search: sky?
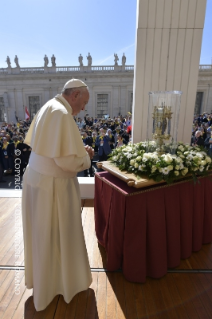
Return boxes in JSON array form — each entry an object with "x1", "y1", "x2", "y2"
[{"x1": 0, "y1": 0, "x2": 211, "y2": 68}]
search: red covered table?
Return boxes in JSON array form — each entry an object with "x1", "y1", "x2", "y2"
[{"x1": 94, "y1": 171, "x2": 212, "y2": 283}]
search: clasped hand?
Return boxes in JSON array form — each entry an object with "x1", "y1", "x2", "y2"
[{"x1": 85, "y1": 145, "x2": 94, "y2": 159}]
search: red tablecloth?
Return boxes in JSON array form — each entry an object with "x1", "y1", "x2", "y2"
[{"x1": 94, "y1": 171, "x2": 212, "y2": 283}]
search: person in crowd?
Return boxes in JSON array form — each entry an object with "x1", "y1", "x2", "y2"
[
  {"x1": 95, "y1": 128, "x2": 112, "y2": 162},
  {"x1": 209, "y1": 131, "x2": 212, "y2": 156},
  {"x1": 7, "y1": 137, "x2": 16, "y2": 174},
  {"x1": 91, "y1": 131, "x2": 98, "y2": 153},
  {"x1": 202, "y1": 113, "x2": 208, "y2": 123},
  {"x1": 197, "y1": 114, "x2": 203, "y2": 126},
  {"x1": 106, "y1": 129, "x2": 115, "y2": 150},
  {"x1": 115, "y1": 133, "x2": 127, "y2": 148},
  {"x1": 22, "y1": 79, "x2": 94, "y2": 311},
  {"x1": 76, "y1": 117, "x2": 85, "y2": 129},
  {"x1": 84, "y1": 115, "x2": 93, "y2": 127},
  {"x1": 0, "y1": 144, "x2": 6, "y2": 182},
  {"x1": 18, "y1": 136, "x2": 31, "y2": 170},
  {"x1": 15, "y1": 136, "x2": 31, "y2": 175},
  {"x1": 82, "y1": 130, "x2": 94, "y2": 177},
  {"x1": 1, "y1": 137, "x2": 10, "y2": 173},
  {"x1": 126, "y1": 115, "x2": 131, "y2": 127},
  {"x1": 193, "y1": 130, "x2": 205, "y2": 147}
]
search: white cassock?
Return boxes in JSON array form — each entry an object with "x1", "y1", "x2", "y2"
[{"x1": 22, "y1": 94, "x2": 92, "y2": 311}]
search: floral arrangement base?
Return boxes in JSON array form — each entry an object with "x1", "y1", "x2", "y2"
[{"x1": 97, "y1": 161, "x2": 164, "y2": 188}]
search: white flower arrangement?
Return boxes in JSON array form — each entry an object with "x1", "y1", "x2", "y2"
[{"x1": 108, "y1": 141, "x2": 212, "y2": 183}]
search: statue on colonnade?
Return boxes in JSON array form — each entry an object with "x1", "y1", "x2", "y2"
[
  {"x1": 122, "y1": 53, "x2": 126, "y2": 66},
  {"x1": 14, "y1": 55, "x2": 20, "y2": 68},
  {"x1": 114, "y1": 53, "x2": 119, "y2": 66},
  {"x1": 6, "y1": 56, "x2": 11, "y2": 68},
  {"x1": 44, "y1": 55, "x2": 49, "y2": 67},
  {"x1": 51, "y1": 54, "x2": 56, "y2": 67},
  {"x1": 87, "y1": 53, "x2": 92, "y2": 66},
  {"x1": 78, "y1": 54, "x2": 83, "y2": 66}
]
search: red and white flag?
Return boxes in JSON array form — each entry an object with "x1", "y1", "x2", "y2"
[{"x1": 25, "y1": 107, "x2": 30, "y2": 120}]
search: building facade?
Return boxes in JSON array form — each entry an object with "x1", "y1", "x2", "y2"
[{"x1": 0, "y1": 62, "x2": 211, "y2": 123}]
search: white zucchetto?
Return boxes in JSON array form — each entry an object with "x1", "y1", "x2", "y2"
[{"x1": 63, "y1": 79, "x2": 87, "y2": 90}]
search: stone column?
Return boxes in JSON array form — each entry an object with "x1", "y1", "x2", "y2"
[
  {"x1": 120, "y1": 86, "x2": 127, "y2": 115},
  {"x1": 132, "y1": 0, "x2": 207, "y2": 144},
  {"x1": 43, "y1": 88, "x2": 50, "y2": 103},
  {"x1": 16, "y1": 90, "x2": 24, "y2": 119},
  {"x1": 112, "y1": 86, "x2": 119, "y2": 117}
]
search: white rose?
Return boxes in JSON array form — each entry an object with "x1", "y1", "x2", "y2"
[
  {"x1": 161, "y1": 154, "x2": 173, "y2": 163},
  {"x1": 151, "y1": 166, "x2": 157, "y2": 173},
  {"x1": 134, "y1": 163, "x2": 139, "y2": 168},
  {"x1": 143, "y1": 153, "x2": 151, "y2": 159},
  {"x1": 179, "y1": 163, "x2": 184, "y2": 170},
  {"x1": 175, "y1": 165, "x2": 180, "y2": 170},
  {"x1": 175, "y1": 157, "x2": 182, "y2": 163},
  {"x1": 130, "y1": 159, "x2": 135, "y2": 165},
  {"x1": 181, "y1": 168, "x2": 188, "y2": 176},
  {"x1": 199, "y1": 166, "x2": 204, "y2": 172},
  {"x1": 167, "y1": 165, "x2": 173, "y2": 171},
  {"x1": 136, "y1": 156, "x2": 142, "y2": 161},
  {"x1": 112, "y1": 156, "x2": 117, "y2": 161},
  {"x1": 196, "y1": 153, "x2": 203, "y2": 159},
  {"x1": 200, "y1": 160, "x2": 206, "y2": 166},
  {"x1": 152, "y1": 152, "x2": 159, "y2": 159},
  {"x1": 206, "y1": 156, "x2": 212, "y2": 163},
  {"x1": 174, "y1": 171, "x2": 179, "y2": 176}
]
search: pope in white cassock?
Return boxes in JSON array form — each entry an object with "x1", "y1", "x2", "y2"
[{"x1": 22, "y1": 79, "x2": 93, "y2": 311}]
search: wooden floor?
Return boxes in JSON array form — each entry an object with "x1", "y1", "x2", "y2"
[{"x1": 0, "y1": 198, "x2": 212, "y2": 318}]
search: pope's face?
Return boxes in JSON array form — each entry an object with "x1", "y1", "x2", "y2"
[{"x1": 72, "y1": 89, "x2": 89, "y2": 116}]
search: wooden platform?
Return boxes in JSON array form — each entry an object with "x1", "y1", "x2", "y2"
[{"x1": 0, "y1": 198, "x2": 212, "y2": 318}]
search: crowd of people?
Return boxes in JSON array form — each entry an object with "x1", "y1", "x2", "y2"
[
  {"x1": 0, "y1": 114, "x2": 132, "y2": 180},
  {"x1": 1, "y1": 111, "x2": 212, "y2": 181},
  {"x1": 191, "y1": 112, "x2": 212, "y2": 155},
  {"x1": 0, "y1": 119, "x2": 32, "y2": 182},
  {"x1": 77, "y1": 114, "x2": 132, "y2": 176}
]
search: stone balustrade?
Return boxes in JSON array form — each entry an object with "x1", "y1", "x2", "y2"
[
  {"x1": 199, "y1": 65, "x2": 212, "y2": 71},
  {"x1": 0, "y1": 64, "x2": 210, "y2": 75},
  {"x1": 0, "y1": 65, "x2": 135, "y2": 75}
]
